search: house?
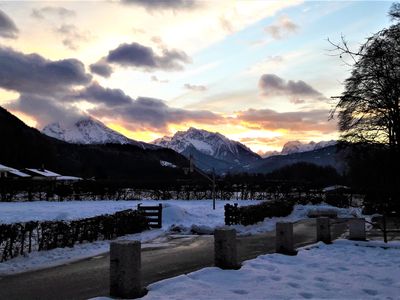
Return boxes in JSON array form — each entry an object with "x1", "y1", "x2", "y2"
[{"x1": 0, "y1": 163, "x2": 31, "y2": 179}]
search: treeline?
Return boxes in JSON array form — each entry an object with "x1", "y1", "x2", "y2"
[{"x1": 0, "y1": 162, "x2": 345, "y2": 202}]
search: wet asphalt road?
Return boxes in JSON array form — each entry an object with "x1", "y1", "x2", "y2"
[{"x1": 0, "y1": 219, "x2": 348, "y2": 300}]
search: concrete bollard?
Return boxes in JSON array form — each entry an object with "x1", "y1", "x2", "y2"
[
  {"x1": 214, "y1": 228, "x2": 239, "y2": 269},
  {"x1": 316, "y1": 217, "x2": 331, "y2": 244},
  {"x1": 110, "y1": 240, "x2": 146, "y2": 299},
  {"x1": 275, "y1": 222, "x2": 296, "y2": 255},
  {"x1": 349, "y1": 218, "x2": 366, "y2": 240}
]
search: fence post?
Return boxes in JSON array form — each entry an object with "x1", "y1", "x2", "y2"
[
  {"x1": 158, "y1": 203, "x2": 163, "y2": 228},
  {"x1": 110, "y1": 240, "x2": 146, "y2": 298},
  {"x1": 316, "y1": 217, "x2": 331, "y2": 244},
  {"x1": 275, "y1": 222, "x2": 296, "y2": 255},
  {"x1": 214, "y1": 228, "x2": 239, "y2": 269},
  {"x1": 348, "y1": 218, "x2": 366, "y2": 241}
]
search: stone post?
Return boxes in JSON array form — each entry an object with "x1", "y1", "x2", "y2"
[
  {"x1": 110, "y1": 240, "x2": 145, "y2": 298},
  {"x1": 349, "y1": 218, "x2": 366, "y2": 240},
  {"x1": 214, "y1": 228, "x2": 239, "y2": 269},
  {"x1": 316, "y1": 217, "x2": 331, "y2": 244},
  {"x1": 276, "y1": 222, "x2": 296, "y2": 255}
]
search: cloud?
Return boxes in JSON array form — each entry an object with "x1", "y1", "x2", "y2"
[
  {"x1": 90, "y1": 60, "x2": 113, "y2": 78},
  {"x1": 88, "y1": 95, "x2": 222, "y2": 131},
  {"x1": 151, "y1": 75, "x2": 169, "y2": 83},
  {"x1": 259, "y1": 74, "x2": 324, "y2": 99},
  {"x1": 122, "y1": 0, "x2": 198, "y2": 10},
  {"x1": 184, "y1": 83, "x2": 207, "y2": 92},
  {"x1": 74, "y1": 82, "x2": 133, "y2": 107},
  {"x1": 265, "y1": 15, "x2": 298, "y2": 39},
  {"x1": 55, "y1": 24, "x2": 90, "y2": 50},
  {"x1": 6, "y1": 94, "x2": 83, "y2": 128},
  {"x1": 0, "y1": 47, "x2": 91, "y2": 95},
  {"x1": 0, "y1": 9, "x2": 19, "y2": 39},
  {"x1": 236, "y1": 108, "x2": 336, "y2": 133},
  {"x1": 106, "y1": 42, "x2": 191, "y2": 71},
  {"x1": 31, "y1": 6, "x2": 76, "y2": 19}
]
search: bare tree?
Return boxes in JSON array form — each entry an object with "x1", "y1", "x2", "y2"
[{"x1": 330, "y1": 3, "x2": 400, "y2": 153}]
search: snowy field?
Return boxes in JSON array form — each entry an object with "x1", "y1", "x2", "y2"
[
  {"x1": 0, "y1": 200, "x2": 360, "y2": 275},
  {"x1": 97, "y1": 240, "x2": 400, "y2": 300}
]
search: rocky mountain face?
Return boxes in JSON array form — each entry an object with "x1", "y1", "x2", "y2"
[{"x1": 153, "y1": 127, "x2": 261, "y2": 173}]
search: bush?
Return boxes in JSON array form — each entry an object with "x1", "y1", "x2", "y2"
[{"x1": 225, "y1": 200, "x2": 294, "y2": 226}]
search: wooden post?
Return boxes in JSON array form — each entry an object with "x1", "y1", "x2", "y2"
[
  {"x1": 316, "y1": 217, "x2": 331, "y2": 244},
  {"x1": 276, "y1": 222, "x2": 296, "y2": 255},
  {"x1": 349, "y1": 218, "x2": 366, "y2": 241},
  {"x1": 158, "y1": 203, "x2": 162, "y2": 228},
  {"x1": 110, "y1": 240, "x2": 146, "y2": 298},
  {"x1": 214, "y1": 228, "x2": 239, "y2": 269}
]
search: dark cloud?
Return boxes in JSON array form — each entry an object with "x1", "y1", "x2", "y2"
[
  {"x1": 106, "y1": 42, "x2": 191, "y2": 71},
  {"x1": 6, "y1": 93, "x2": 83, "y2": 128},
  {"x1": 74, "y1": 82, "x2": 133, "y2": 107},
  {"x1": 90, "y1": 60, "x2": 113, "y2": 78},
  {"x1": 55, "y1": 24, "x2": 90, "y2": 50},
  {"x1": 0, "y1": 9, "x2": 18, "y2": 39},
  {"x1": 89, "y1": 95, "x2": 222, "y2": 131},
  {"x1": 31, "y1": 7, "x2": 75, "y2": 19},
  {"x1": 184, "y1": 83, "x2": 207, "y2": 91},
  {"x1": 236, "y1": 108, "x2": 336, "y2": 133},
  {"x1": 259, "y1": 74, "x2": 323, "y2": 99},
  {"x1": 265, "y1": 15, "x2": 298, "y2": 39},
  {"x1": 122, "y1": 0, "x2": 198, "y2": 10},
  {"x1": 0, "y1": 47, "x2": 91, "y2": 95}
]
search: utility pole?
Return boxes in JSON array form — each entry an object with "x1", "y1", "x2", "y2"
[{"x1": 186, "y1": 154, "x2": 217, "y2": 210}]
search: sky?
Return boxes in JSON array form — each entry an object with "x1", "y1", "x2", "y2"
[{"x1": 0, "y1": 0, "x2": 394, "y2": 154}]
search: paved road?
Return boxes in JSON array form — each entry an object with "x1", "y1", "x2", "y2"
[{"x1": 0, "y1": 219, "x2": 347, "y2": 300}]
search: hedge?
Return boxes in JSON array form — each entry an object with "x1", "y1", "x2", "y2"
[
  {"x1": 0, "y1": 209, "x2": 149, "y2": 262},
  {"x1": 225, "y1": 200, "x2": 294, "y2": 226}
]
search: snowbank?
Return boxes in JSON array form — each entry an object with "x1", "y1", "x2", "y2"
[{"x1": 139, "y1": 240, "x2": 400, "y2": 300}]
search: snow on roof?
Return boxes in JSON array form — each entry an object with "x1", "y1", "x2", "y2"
[
  {"x1": 56, "y1": 176, "x2": 83, "y2": 181},
  {"x1": 0, "y1": 164, "x2": 31, "y2": 177},
  {"x1": 8, "y1": 169, "x2": 31, "y2": 178},
  {"x1": 323, "y1": 185, "x2": 350, "y2": 192},
  {"x1": 0, "y1": 164, "x2": 12, "y2": 172},
  {"x1": 26, "y1": 168, "x2": 61, "y2": 177}
]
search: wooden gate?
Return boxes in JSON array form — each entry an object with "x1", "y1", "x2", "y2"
[{"x1": 137, "y1": 203, "x2": 163, "y2": 228}]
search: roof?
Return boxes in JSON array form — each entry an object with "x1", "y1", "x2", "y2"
[
  {"x1": 323, "y1": 185, "x2": 350, "y2": 192},
  {"x1": 8, "y1": 169, "x2": 31, "y2": 178},
  {"x1": 0, "y1": 164, "x2": 12, "y2": 172},
  {"x1": 56, "y1": 176, "x2": 83, "y2": 181},
  {"x1": 0, "y1": 164, "x2": 31, "y2": 177},
  {"x1": 25, "y1": 168, "x2": 61, "y2": 177}
]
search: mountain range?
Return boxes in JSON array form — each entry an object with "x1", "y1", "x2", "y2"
[
  {"x1": 0, "y1": 107, "x2": 187, "y2": 181},
  {"x1": 40, "y1": 117, "x2": 343, "y2": 174}
]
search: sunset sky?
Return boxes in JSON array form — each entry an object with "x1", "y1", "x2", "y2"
[{"x1": 0, "y1": 0, "x2": 393, "y2": 153}]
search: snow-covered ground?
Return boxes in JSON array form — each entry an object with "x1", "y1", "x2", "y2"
[
  {"x1": 98, "y1": 240, "x2": 399, "y2": 300},
  {"x1": 0, "y1": 200, "x2": 360, "y2": 275}
]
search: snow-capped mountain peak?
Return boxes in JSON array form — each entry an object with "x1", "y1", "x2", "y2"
[
  {"x1": 42, "y1": 117, "x2": 151, "y2": 149},
  {"x1": 153, "y1": 127, "x2": 260, "y2": 170},
  {"x1": 281, "y1": 140, "x2": 336, "y2": 155}
]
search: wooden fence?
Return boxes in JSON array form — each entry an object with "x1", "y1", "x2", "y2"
[{"x1": 137, "y1": 204, "x2": 163, "y2": 228}]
